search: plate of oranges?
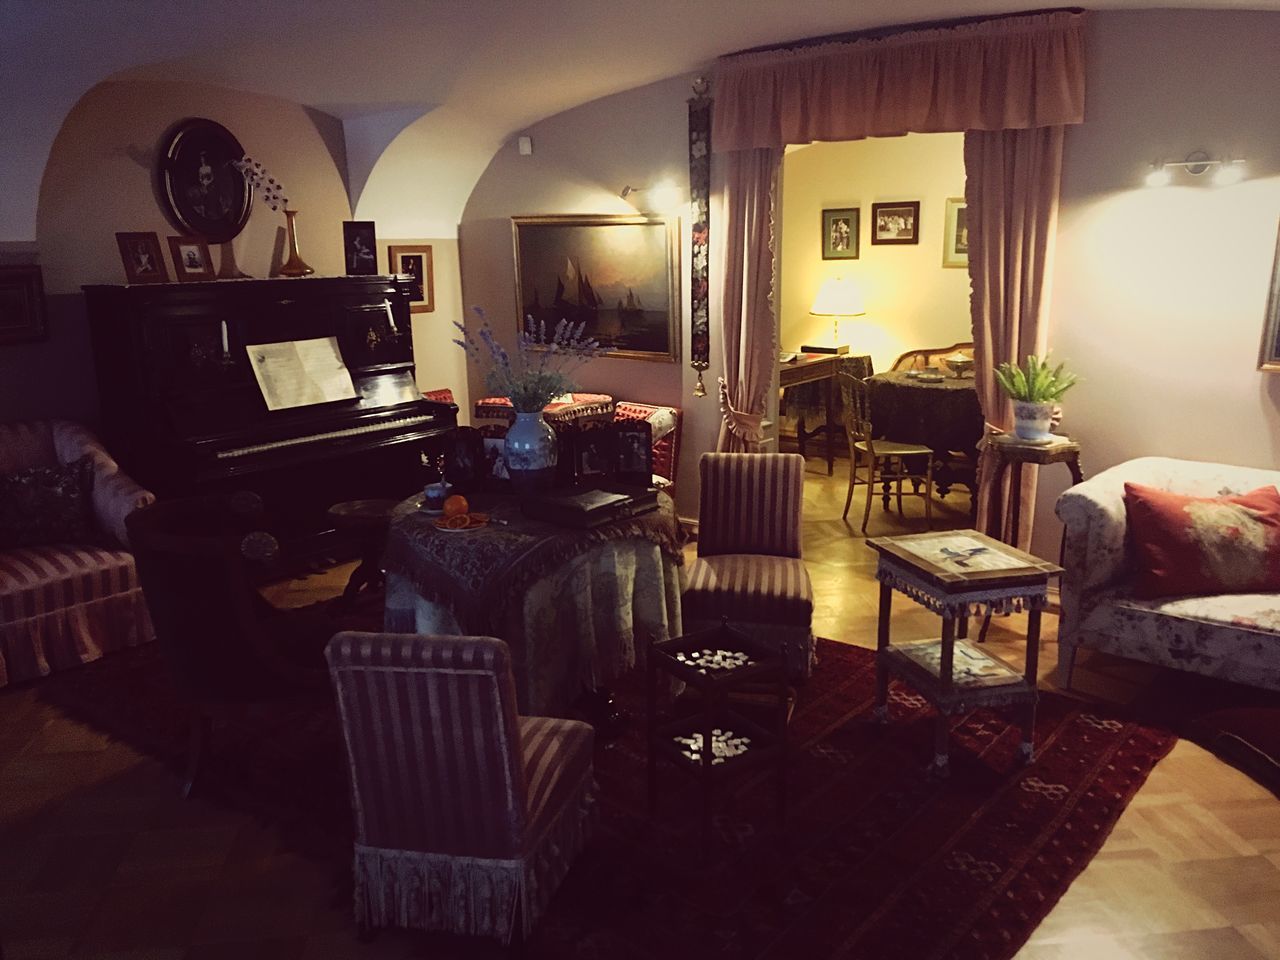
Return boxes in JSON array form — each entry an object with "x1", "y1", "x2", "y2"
[{"x1": 432, "y1": 495, "x2": 490, "y2": 532}]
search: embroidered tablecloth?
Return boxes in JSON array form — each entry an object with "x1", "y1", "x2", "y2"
[{"x1": 383, "y1": 493, "x2": 684, "y2": 715}]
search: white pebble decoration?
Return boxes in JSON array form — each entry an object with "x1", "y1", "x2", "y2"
[
  {"x1": 673, "y1": 730, "x2": 752, "y2": 764},
  {"x1": 673, "y1": 648, "x2": 753, "y2": 673}
]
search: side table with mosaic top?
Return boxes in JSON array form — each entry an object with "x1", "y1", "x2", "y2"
[
  {"x1": 647, "y1": 621, "x2": 789, "y2": 852},
  {"x1": 867, "y1": 530, "x2": 1062, "y2": 777}
]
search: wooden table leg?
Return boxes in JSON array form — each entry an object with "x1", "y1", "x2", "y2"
[
  {"x1": 1009, "y1": 461, "x2": 1025, "y2": 548},
  {"x1": 647, "y1": 644, "x2": 658, "y2": 814},
  {"x1": 988, "y1": 457, "x2": 1009, "y2": 540},
  {"x1": 825, "y1": 374, "x2": 835, "y2": 475},
  {"x1": 1066, "y1": 452, "x2": 1085, "y2": 486},
  {"x1": 874, "y1": 582, "x2": 892, "y2": 722},
  {"x1": 934, "y1": 615, "x2": 955, "y2": 777},
  {"x1": 1021, "y1": 605, "x2": 1042, "y2": 764}
]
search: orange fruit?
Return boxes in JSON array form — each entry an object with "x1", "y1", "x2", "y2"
[{"x1": 443, "y1": 494, "x2": 469, "y2": 518}]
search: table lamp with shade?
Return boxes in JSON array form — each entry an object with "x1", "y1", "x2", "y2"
[{"x1": 803, "y1": 276, "x2": 865, "y2": 355}]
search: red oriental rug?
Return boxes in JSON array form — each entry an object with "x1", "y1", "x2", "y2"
[{"x1": 35, "y1": 637, "x2": 1174, "y2": 960}]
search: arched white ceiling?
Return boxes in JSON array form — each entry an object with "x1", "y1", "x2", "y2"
[{"x1": 5, "y1": 0, "x2": 1278, "y2": 241}]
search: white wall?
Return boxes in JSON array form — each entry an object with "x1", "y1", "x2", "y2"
[
  {"x1": 1032, "y1": 9, "x2": 1280, "y2": 558},
  {"x1": 780, "y1": 134, "x2": 970, "y2": 373},
  {"x1": 459, "y1": 74, "x2": 719, "y2": 516}
]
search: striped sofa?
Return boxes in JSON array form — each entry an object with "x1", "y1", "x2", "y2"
[
  {"x1": 683, "y1": 453, "x2": 816, "y2": 678},
  {"x1": 0, "y1": 420, "x2": 154, "y2": 687},
  {"x1": 326, "y1": 631, "x2": 596, "y2": 944}
]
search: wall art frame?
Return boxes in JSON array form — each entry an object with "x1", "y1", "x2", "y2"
[
  {"x1": 115, "y1": 231, "x2": 170, "y2": 284},
  {"x1": 512, "y1": 214, "x2": 680, "y2": 364},
  {"x1": 871, "y1": 201, "x2": 921, "y2": 246},
  {"x1": 822, "y1": 207, "x2": 860, "y2": 260},
  {"x1": 156, "y1": 117, "x2": 252, "y2": 244},
  {"x1": 168, "y1": 235, "x2": 216, "y2": 282},
  {"x1": 942, "y1": 197, "x2": 969, "y2": 269},
  {"x1": 1259, "y1": 219, "x2": 1280, "y2": 372},
  {"x1": 0, "y1": 265, "x2": 47, "y2": 345},
  {"x1": 343, "y1": 221, "x2": 378, "y2": 275},
  {"x1": 388, "y1": 244, "x2": 435, "y2": 313}
]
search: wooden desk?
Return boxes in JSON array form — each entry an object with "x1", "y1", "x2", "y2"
[{"x1": 779, "y1": 354, "x2": 841, "y2": 475}]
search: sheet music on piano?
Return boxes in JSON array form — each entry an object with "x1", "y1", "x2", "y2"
[{"x1": 246, "y1": 336, "x2": 358, "y2": 411}]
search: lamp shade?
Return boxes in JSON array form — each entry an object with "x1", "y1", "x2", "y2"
[{"x1": 809, "y1": 277, "x2": 866, "y2": 317}]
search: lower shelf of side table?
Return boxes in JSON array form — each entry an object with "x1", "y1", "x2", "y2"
[
  {"x1": 652, "y1": 707, "x2": 783, "y2": 780},
  {"x1": 880, "y1": 638, "x2": 1036, "y2": 715}
]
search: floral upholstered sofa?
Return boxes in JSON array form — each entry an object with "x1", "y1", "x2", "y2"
[
  {"x1": 0, "y1": 420, "x2": 155, "y2": 687},
  {"x1": 1056, "y1": 457, "x2": 1280, "y2": 692}
]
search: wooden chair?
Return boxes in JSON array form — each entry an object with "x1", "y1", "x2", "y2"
[
  {"x1": 891, "y1": 341, "x2": 974, "y2": 372},
  {"x1": 683, "y1": 452, "x2": 815, "y2": 678},
  {"x1": 837, "y1": 372, "x2": 934, "y2": 533},
  {"x1": 326, "y1": 631, "x2": 597, "y2": 945}
]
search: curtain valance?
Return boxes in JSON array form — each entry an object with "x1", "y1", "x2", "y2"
[{"x1": 712, "y1": 10, "x2": 1086, "y2": 151}]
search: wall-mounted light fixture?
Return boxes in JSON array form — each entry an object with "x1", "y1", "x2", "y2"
[
  {"x1": 1145, "y1": 150, "x2": 1246, "y2": 187},
  {"x1": 620, "y1": 181, "x2": 683, "y2": 213}
]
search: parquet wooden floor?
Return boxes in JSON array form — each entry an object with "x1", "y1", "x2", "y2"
[{"x1": 0, "y1": 462, "x2": 1276, "y2": 959}]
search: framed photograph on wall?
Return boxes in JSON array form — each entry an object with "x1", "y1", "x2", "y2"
[
  {"x1": 388, "y1": 244, "x2": 435, "y2": 313},
  {"x1": 942, "y1": 198, "x2": 969, "y2": 269},
  {"x1": 156, "y1": 118, "x2": 252, "y2": 244},
  {"x1": 1258, "y1": 219, "x2": 1280, "y2": 372},
  {"x1": 0, "y1": 265, "x2": 47, "y2": 345},
  {"x1": 513, "y1": 214, "x2": 680, "y2": 363},
  {"x1": 821, "y1": 207, "x2": 859, "y2": 260},
  {"x1": 115, "y1": 232, "x2": 170, "y2": 284},
  {"x1": 871, "y1": 201, "x2": 921, "y2": 245},
  {"x1": 167, "y1": 236, "x2": 215, "y2": 282},
  {"x1": 343, "y1": 221, "x2": 378, "y2": 275}
]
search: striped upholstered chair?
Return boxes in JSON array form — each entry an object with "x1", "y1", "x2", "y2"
[
  {"x1": 0, "y1": 419, "x2": 154, "y2": 687},
  {"x1": 326, "y1": 631, "x2": 597, "y2": 945},
  {"x1": 683, "y1": 453, "x2": 815, "y2": 678}
]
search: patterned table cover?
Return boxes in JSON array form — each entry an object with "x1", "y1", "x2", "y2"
[
  {"x1": 383, "y1": 492, "x2": 684, "y2": 715},
  {"x1": 867, "y1": 371, "x2": 983, "y2": 455}
]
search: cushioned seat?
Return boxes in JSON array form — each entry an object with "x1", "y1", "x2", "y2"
[
  {"x1": 682, "y1": 554, "x2": 814, "y2": 625},
  {"x1": 520, "y1": 715, "x2": 595, "y2": 836}
]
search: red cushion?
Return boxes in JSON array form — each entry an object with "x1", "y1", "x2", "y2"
[{"x1": 1124, "y1": 482, "x2": 1280, "y2": 599}]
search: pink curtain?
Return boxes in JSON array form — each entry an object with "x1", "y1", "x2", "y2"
[
  {"x1": 713, "y1": 11, "x2": 1085, "y2": 150},
  {"x1": 966, "y1": 126, "x2": 1065, "y2": 549},
  {"x1": 717, "y1": 146, "x2": 783, "y2": 452}
]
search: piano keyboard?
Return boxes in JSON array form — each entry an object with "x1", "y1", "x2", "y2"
[{"x1": 216, "y1": 413, "x2": 437, "y2": 460}]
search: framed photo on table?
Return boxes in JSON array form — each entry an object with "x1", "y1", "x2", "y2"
[
  {"x1": 167, "y1": 236, "x2": 215, "y2": 282},
  {"x1": 613, "y1": 419, "x2": 653, "y2": 486},
  {"x1": 115, "y1": 232, "x2": 170, "y2": 284},
  {"x1": 871, "y1": 201, "x2": 920, "y2": 245},
  {"x1": 821, "y1": 207, "x2": 859, "y2": 260},
  {"x1": 942, "y1": 198, "x2": 969, "y2": 269},
  {"x1": 513, "y1": 214, "x2": 680, "y2": 363},
  {"x1": 574, "y1": 421, "x2": 615, "y2": 484},
  {"x1": 388, "y1": 244, "x2": 435, "y2": 313},
  {"x1": 343, "y1": 221, "x2": 378, "y2": 275}
]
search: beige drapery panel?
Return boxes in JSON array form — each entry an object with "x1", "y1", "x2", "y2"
[
  {"x1": 717, "y1": 147, "x2": 782, "y2": 452},
  {"x1": 966, "y1": 127, "x2": 1064, "y2": 548},
  {"x1": 710, "y1": 10, "x2": 1084, "y2": 542}
]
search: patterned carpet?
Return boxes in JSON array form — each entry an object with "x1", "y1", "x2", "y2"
[{"x1": 34, "y1": 637, "x2": 1175, "y2": 960}]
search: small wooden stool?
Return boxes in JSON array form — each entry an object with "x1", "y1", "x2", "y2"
[{"x1": 327, "y1": 499, "x2": 400, "y2": 602}]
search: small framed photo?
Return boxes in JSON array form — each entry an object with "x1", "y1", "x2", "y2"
[
  {"x1": 388, "y1": 244, "x2": 435, "y2": 313},
  {"x1": 574, "y1": 421, "x2": 614, "y2": 484},
  {"x1": 871, "y1": 201, "x2": 921, "y2": 245},
  {"x1": 614, "y1": 419, "x2": 653, "y2": 486},
  {"x1": 167, "y1": 236, "x2": 215, "y2": 282},
  {"x1": 115, "y1": 232, "x2": 170, "y2": 284},
  {"x1": 0, "y1": 265, "x2": 47, "y2": 345},
  {"x1": 942, "y1": 198, "x2": 969, "y2": 269},
  {"x1": 821, "y1": 207, "x2": 859, "y2": 260},
  {"x1": 343, "y1": 221, "x2": 378, "y2": 275}
]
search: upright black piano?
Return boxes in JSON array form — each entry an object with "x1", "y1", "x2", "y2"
[{"x1": 84, "y1": 275, "x2": 456, "y2": 543}]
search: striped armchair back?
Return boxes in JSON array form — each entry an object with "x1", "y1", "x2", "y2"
[
  {"x1": 326, "y1": 632, "x2": 528, "y2": 859},
  {"x1": 697, "y1": 452, "x2": 805, "y2": 559}
]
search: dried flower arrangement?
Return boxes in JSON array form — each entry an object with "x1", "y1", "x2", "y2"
[{"x1": 231, "y1": 157, "x2": 289, "y2": 212}]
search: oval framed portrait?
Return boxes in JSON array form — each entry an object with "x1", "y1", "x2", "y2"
[{"x1": 157, "y1": 118, "x2": 252, "y2": 244}]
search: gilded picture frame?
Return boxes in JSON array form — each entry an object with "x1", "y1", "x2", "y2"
[
  {"x1": 512, "y1": 214, "x2": 680, "y2": 363},
  {"x1": 1259, "y1": 219, "x2": 1280, "y2": 372},
  {"x1": 942, "y1": 198, "x2": 969, "y2": 269}
]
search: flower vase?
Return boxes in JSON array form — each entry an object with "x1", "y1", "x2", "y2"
[
  {"x1": 504, "y1": 411, "x2": 557, "y2": 493},
  {"x1": 277, "y1": 209, "x2": 314, "y2": 278},
  {"x1": 1012, "y1": 400, "x2": 1055, "y2": 441}
]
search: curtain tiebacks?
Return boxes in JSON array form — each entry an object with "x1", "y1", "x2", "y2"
[{"x1": 717, "y1": 377, "x2": 765, "y2": 444}]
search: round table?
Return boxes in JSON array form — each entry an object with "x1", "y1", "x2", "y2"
[
  {"x1": 381, "y1": 492, "x2": 684, "y2": 716},
  {"x1": 867, "y1": 371, "x2": 983, "y2": 505}
]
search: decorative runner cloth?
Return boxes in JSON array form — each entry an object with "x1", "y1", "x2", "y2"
[{"x1": 384, "y1": 493, "x2": 684, "y2": 638}]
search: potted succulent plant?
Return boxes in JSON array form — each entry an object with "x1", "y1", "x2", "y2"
[{"x1": 994, "y1": 354, "x2": 1079, "y2": 441}]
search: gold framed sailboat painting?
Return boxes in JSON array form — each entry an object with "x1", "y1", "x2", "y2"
[{"x1": 512, "y1": 214, "x2": 680, "y2": 363}]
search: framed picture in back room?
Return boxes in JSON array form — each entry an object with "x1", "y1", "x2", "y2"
[
  {"x1": 871, "y1": 201, "x2": 920, "y2": 245},
  {"x1": 388, "y1": 244, "x2": 435, "y2": 313},
  {"x1": 822, "y1": 207, "x2": 859, "y2": 260},
  {"x1": 0, "y1": 265, "x2": 47, "y2": 344}
]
